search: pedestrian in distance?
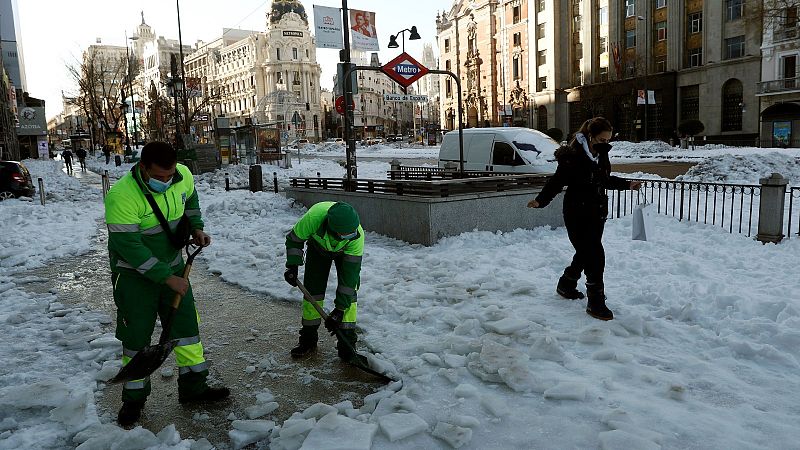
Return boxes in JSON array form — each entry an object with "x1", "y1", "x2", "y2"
[
  {"x1": 76, "y1": 147, "x2": 87, "y2": 170},
  {"x1": 527, "y1": 117, "x2": 641, "y2": 321},
  {"x1": 61, "y1": 148, "x2": 74, "y2": 174},
  {"x1": 284, "y1": 201, "x2": 367, "y2": 366},
  {"x1": 103, "y1": 145, "x2": 112, "y2": 165},
  {"x1": 104, "y1": 141, "x2": 230, "y2": 427}
]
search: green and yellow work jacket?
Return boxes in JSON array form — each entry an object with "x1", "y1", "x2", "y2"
[
  {"x1": 286, "y1": 202, "x2": 364, "y2": 311},
  {"x1": 105, "y1": 164, "x2": 203, "y2": 282}
]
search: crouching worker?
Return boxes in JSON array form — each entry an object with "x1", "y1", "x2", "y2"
[
  {"x1": 284, "y1": 201, "x2": 366, "y2": 365},
  {"x1": 104, "y1": 141, "x2": 229, "y2": 427}
]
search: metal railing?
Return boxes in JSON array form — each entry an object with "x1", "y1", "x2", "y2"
[
  {"x1": 387, "y1": 166, "x2": 521, "y2": 180},
  {"x1": 756, "y1": 75, "x2": 800, "y2": 95},
  {"x1": 290, "y1": 174, "x2": 549, "y2": 198},
  {"x1": 609, "y1": 178, "x2": 800, "y2": 239}
]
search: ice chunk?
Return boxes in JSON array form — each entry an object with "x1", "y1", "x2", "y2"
[
  {"x1": 246, "y1": 401, "x2": 279, "y2": 419},
  {"x1": 301, "y1": 412, "x2": 378, "y2": 450},
  {"x1": 49, "y1": 392, "x2": 90, "y2": 429},
  {"x1": 332, "y1": 400, "x2": 354, "y2": 415},
  {"x1": 160, "y1": 367, "x2": 174, "y2": 378},
  {"x1": 156, "y1": 424, "x2": 181, "y2": 445},
  {"x1": 230, "y1": 428, "x2": 272, "y2": 450},
  {"x1": 544, "y1": 382, "x2": 587, "y2": 401},
  {"x1": 421, "y1": 353, "x2": 443, "y2": 366},
  {"x1": 113, "y1": 426, "x2": 160, "y2": 450},
  {"x1": 0, "y1": 379, "x2": 70, "y2": 408},
  {"x1": 302, "y1": 403, "x2": 337, "y2": 420},
  {"x1": 480, "y1": 395, "x2": 510, "y2": 417},
  {"x1": 245, "y1": 365, "x2": 256, "y2": 373},
  {"x1": 449, "y1": 415, "x2": 480, "y2": 429},
  {"x1": 529, "y1": 335, "x2": 566, "y2": 362},
  {"x1": 454, "y1": 384, "x2": 479, "y2": 398},
  {"x1": 378, "y1": 413, "x2": 429, "y2": 442},
  {"x1": 498, "y1": 362, "x2": 543, "y2": 393},
  {"x1": 372, "y1": 395, "x2": 417, "y2": 419},
  {"x1": 432, "y1": 421, "x2": 473, "y2": 448},
  {"x1": 279, "y1": 418, "x2": 315, "y2": 438},
  {"x1": 233, "y1": 419, "x2": 275, "y2": 433},
  {"x1": 599, "y1": 430, "x2": 661, "y2": 450},
  {"x1": 483, "y1": 318, "x2": 529, "y2": 335},
  {"x1": 191, "y1": 438, "x2": 215, "y2": 450},
  {"x1": 89, "y1": 335, "x2": 118, "y2": 350},
  {"x1": 256, "y1": 389, "x2": 275, "y2": 404},
  {"x1": 95, "y1": 360, "x2": 121, "y2": 382},
  {"x1": 443, "y1": 354, "x2": 467, "y2": 368},
  {"x1": 0, "y1": 417, "x2": 17, "y2": 432},
  {"x1": 360, "y1": 389, "x2": 393, "y2": 414},
  {"x1": 577, "y1": 326, "x2": 610, "y2": 344}
]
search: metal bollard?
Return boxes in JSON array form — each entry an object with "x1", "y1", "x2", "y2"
[
  {"x1": 38, "y1": 178, "x2": 45, "y2": 205},
  {"x1": 273, "y1": 172, "x2": 278, "y2": 193},
  {"x1": 225, "y1": 173, "x2": 230, "y2": 191}
]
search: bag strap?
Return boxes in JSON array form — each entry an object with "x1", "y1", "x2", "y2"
[{"x1": 131, "y1": 166, "x2": 185, "y2": 248}]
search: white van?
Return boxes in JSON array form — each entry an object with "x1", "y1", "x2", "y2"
[{"x1": 438, "y1": 127, "x2": 559, "y2": 173}]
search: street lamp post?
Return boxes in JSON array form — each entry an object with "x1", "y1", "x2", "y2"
[
  {"x1": 387, "y1": 26, "x2": 421, "y2": 53},
  {"x1": 120, "y1": 89, "x2": 131, "y2": 153},
  {"x1": 637, "y1": 15, "x2": 649, "y2": 141},
  {"x1": 127, "y1": 35, "x2": 140, "y2": 146},
  {"x1": 169, "y1": 54, "x2": 184, "y2": 150}
]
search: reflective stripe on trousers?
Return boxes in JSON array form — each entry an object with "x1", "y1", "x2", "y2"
[{"x1": 301, "y1": 298, "x2": 357, "y2": 327}]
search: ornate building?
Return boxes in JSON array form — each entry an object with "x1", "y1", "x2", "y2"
[{"x1": 184, "y1": 0, "x2": 322, "y2": 140}]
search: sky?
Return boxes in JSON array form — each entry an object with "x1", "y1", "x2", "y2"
[{"x1": 16, "y1": 0, "x2": 454, "y2": 121}]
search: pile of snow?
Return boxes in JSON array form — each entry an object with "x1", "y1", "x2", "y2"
[
  {"x1": 85, "y1": 156, "x2": 135, "y2": 179},
  {"x1": 610, "y1": 140, "x2": 677, "y2": 156},
  {"x1": 302, "y1": 143, "x2": 440, "y2": 159},
  {"x1": 194, "y1": 183, "x2": 800, "y2": 449},
  {"x1": 0, "y1": 160, "x2": 103, "y2": 275},
  {"x1": 677, "y1": 152, "x2": 800, "y2": 185},
  {"x1": 609, "y1": 141, "x2": 800, "y2": 162}
]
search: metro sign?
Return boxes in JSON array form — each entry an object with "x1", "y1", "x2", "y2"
[{"x1": 381, "y1": 52, "x2": 429, "y2": 89}]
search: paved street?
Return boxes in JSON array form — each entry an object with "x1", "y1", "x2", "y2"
[{"x1": 20, "y1": 168, "x2": 381, "y2": 446}]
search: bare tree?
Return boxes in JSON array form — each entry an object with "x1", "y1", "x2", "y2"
[{"x1": 751, "y1": 0, "x2": 799, "y2": 31}]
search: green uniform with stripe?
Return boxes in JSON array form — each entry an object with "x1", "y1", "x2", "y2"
[
  {"x1": 286, "y1": 202, "x2": 364, "y2": 356},
  {"x1": 105, "y1": 163, "x2": 208, "y2": 402}
]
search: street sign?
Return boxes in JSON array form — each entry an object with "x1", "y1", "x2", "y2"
[
  {"x1": 335, "y1": 95, "x2": 356, "y2": 115},
  {"x1": 382, "y1": 52, "x2": 429, "y2": 89},
  {"x1": 384, "y1": 94, "x2": 428, "y2": 102}
]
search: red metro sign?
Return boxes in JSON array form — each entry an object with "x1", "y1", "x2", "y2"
[{"x1": 381, "y1": 52, "x2": 429, "y2": 89}]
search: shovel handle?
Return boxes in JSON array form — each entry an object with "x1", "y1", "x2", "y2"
[
  {"x1": 296, "y1": 279, "x2": 328, "y2": 320},
  {"x1": 160, "y1": 245, "x2": 203, "y2": 343}
]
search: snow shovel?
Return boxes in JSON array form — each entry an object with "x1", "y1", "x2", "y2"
[
  {"x1": 295, "y1": 279, "x2": 397, "y2": 384},
  {"x1": 111, "y1": 244, "x2": 204, "y2": 384}
]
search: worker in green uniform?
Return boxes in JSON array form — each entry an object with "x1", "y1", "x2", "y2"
[
  {"x1": 284, "y1": 201, "x2": 365, "y2": 365},
  {"x1": 104, "y1": 141, "x2": 229, "y2": 427}
]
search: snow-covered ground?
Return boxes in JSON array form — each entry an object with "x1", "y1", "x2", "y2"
[
  {"x1": 1, "y1": 147, "x2": 798, "y2": 449},
  {"x1": 301, "y1": 142, "x2": 440, "y2": 159},
  {"x1": 609, "y1": 140, "x2": 800, "y2": 163}
]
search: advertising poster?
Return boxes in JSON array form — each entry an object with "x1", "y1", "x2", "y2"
[
  {"x1": 349, "y1": 9, "x2": 379, "y2": 51},
  {"x1": 37, "y1": 138, "x2": 49, "y2": 159},
  {"x1": 313, "y1": 5, "x2": 344, "y2": 49},
  {"x1": 773, "y1": 121, "x2": 791, "y2": 147}
]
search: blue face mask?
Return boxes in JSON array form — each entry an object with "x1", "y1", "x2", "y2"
[{"x1": 147, "y1": 177, "x2": 172, "y2": 192}]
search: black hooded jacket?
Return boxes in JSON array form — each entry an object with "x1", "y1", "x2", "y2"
[{"x1": 535, "y1": 138, "x2": 630, "y2": 219}]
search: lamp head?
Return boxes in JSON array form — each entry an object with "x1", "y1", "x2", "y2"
[
  {"x1": 388, "y1": 35, "x2": 399, "y2": 49},
  {"x1": 409, "y1": 26, "x2": 421, "y2": 40}
]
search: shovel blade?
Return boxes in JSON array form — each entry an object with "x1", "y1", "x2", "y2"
[{"x1": 110, "y1": 340, "x2": 178, "y2": 384}]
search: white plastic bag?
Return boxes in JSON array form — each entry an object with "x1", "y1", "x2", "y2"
[{"x1": 632, "y1": 203, "x2": 650, "y2": 241}]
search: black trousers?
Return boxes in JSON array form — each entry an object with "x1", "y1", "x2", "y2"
[{"x1": 563, "y1": 211, "x2": 606, "y2": 288}]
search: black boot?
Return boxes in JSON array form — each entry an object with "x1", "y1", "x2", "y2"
[
  {"x1": 179, "y1": 386, "x2": 231, "y2": 404},
  {"x1": 117, "y1": 401, "x2": 145, "y2": 427},
  {"x1": 556, "y1": 274, "x2": 584, "y2": 299},
  {"x1": 290, "y1": 325, "x2": 319, "y2": 358},
  {"x1": 336, "y1": 328, "x2": 368, "y2": 366},
  {"x1": 586, "y1": 284, "x2": 613, "y2": 321}
]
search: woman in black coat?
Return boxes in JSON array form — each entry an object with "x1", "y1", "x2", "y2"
[{"x1": 528, "y1": 117, "x2": 640, "y2": 320}]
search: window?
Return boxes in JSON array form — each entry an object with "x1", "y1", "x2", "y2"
[
  {"x1": 277, "y1": 48, "x2": 281, "y2": 60},
  {"x1": 598, "y1": 36, "x2": 608, "y2": 53},
  {"x1": 656, "y1": 21, "x2": 667, "y2": 41},
  {"x1": 598, "y1": 7, "x2": 608, "y2": 26},
  {"x1": 513, "y1": 32, "x2": 522, "y2": 46},
  {"x1": 537, "y1": 24, "x2": 546, "y2": 40},
  {"x1": 445, "y1": 39, "x2": 451, "y2": 53},
  {"x1": 306, "y1": 49, "x2": 309, "y2": 58},
  {"x1": 725, "y1": 35, "x2": 745, "y2": 59},
  {"x1": 786, "y1": 6, "x2": 798, "y2": 28},
  {"x1": 625, "y1": 0, "x2": 635, "y2": 17},
  {"x1": 513, "y1": 55, "x2": 522, "y2": 80},
  {"x1": 445, "y1": 60, "x2": 451, "y2": 71},
  {"x1": 655, "y1": 0, "x2": 666, "y2": 8},
  {"x1": 599, "y1": 66, "x2": 609, "y2": 82},
  {"x1": 726, "y1": 0, "x2": 744, "y2": 21},
  {"x1": 293, "y1": 48, "x2": 298, "y2": 60},
  {"x1": 721, "y1": 79, "x2": 743, "y2": 131},
  {"x1": 446, "y1": 79, "x2": 452, "y2": 97},
  {"x1": 689, "y1": 12, "x2": 703, "y2": 33},
  {"x1": 492, "y1": 142, "x2": 522, "y2": 165},
  {"x1": 538, "y1": 0, "x2": 546, "y2": 13},
  {"x1": 688, "y1": 47, "x2": 703, "y2": 67},
  {"x1": 680, "y1": 85, "x2": 700, "y2": 121},
  {"x1": 626, "y1": 29, "x2": 636, "y2": 48},
  {"x1": 538, "y1": 50, "x2": 546, "y2": 66},
  {"x1": 537, "y1": 76, "x2": 547, "y2": 91},
  {"x1": 655, "y1": 55, "x2": 666, "y2": 72},
  {"x1": 513, "y1": 5, "x2": 521, "y2": 23}
]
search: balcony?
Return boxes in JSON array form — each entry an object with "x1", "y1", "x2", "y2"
[
  {"x1": 757, "y1": 76, "x2": 800, "y2": 95},
  {"x1": 773, "y1": 27, "x2": 798, "y2": 43}
]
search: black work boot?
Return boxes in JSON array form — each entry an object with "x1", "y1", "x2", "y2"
[
  {"x1": 556, "y1": 274, "x2": 584, "y2": 299},
  {"x1": 117, "y1": 401, "x2": 145, "y2": 427},
  {"x1": 290, "y1": 325, "x2": 319, "y2": 359},
  {"x1": 586, "y1": 284, "x2": 613, "y2": 321},
  {"x1": 179, "y1": 386, "x2": 231, "y2": 404},
  {"x1": 337, "y1": 328, "x2": 368, "y2": 366}
]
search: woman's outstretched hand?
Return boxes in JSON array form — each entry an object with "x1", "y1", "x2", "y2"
[{"x1": 527, "y1": 199, "x2": 540, "y2": 208}]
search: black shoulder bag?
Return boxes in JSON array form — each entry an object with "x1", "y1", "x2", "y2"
[{"x1": 132, "y1": 166, "x2": 191, "y2": 249}]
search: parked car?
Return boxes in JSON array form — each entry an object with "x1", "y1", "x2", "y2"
[
  {"x1": 438, "y1": 127, "x2": 558, "y2": 174},
  {"x1": 289, "y1": 139, "x2": 310, "y2": 149},
  {"x1": 327, "y1": 138, "x2": 345, "y2": 145},
  {"x1": 0, "y1": 161, "x2": 36, "y2": 200}
]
